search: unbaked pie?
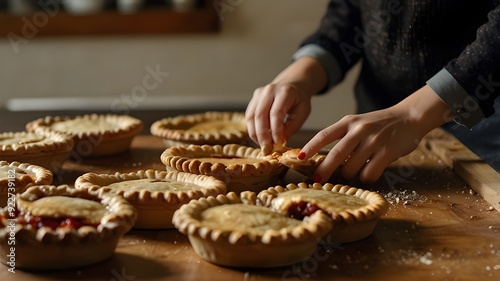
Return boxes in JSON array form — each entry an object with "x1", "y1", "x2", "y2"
[
  {"x1": 26, "y1": 114, "x2": 143, "y2": 157},
  {"x1": 0, "y1": 185, "x2": 136, "y2": 270},
  {"x1": 74, "y1": 169, "x2": 227, "y2": 229},
  {"x1": 0, "y1": 161, "x2": 53, "y2": 207},
  {"x1": 0, "y1": 131, "x2": 74, "y2": 173},
  {"x1": 172, "y1": 192, "x2": 332, "y2": 268},
  {"x1": 160, "y1": 144, "x2": 286, "y2": 193},
  {"x1": 150, "y1": 111, "x2": 249, "y2": 146},
  {"x1": 258, "y1": 182, "x2": 390, "y2": 243}
]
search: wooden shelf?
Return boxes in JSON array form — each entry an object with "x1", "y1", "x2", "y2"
[{"x1": 0, "y1": 2, "x2": 219, "y2": 37}]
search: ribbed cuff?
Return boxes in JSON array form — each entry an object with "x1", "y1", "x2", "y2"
[
  {"x1": 292, "y1": 44, "x2": 343, "y2": 94},
  {"x1": 427, "y1": 68, "x2": 485, "y2": 128}
]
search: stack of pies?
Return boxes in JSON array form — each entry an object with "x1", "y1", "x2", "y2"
[
  {"x1": 75, "y1": 169, "x2": 227, "y2": 229},
  {"x1": 26, "y1": 114, "x2": 143, "y2": 157},
  {"x1": 0, "y1": 185, "x2": 136, "y2": 270},
  {"x1": 150, "y1": 111, "x2": 248, "y2": 146},
  {"x1": 0, "y1": 131, "x2": 74, "y2": 172},
  {"x1": 160, "y1": 144, "x2": 287, "y2": 193},
  {"x1": 0, "y1": 161, "x2": 53, "y2": 207}
]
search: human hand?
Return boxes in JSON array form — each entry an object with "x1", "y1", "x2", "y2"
[
  {"x1": 298, "y1": 85, "x2": 454, "y2": 184},
  {"x1": 245, "y1": 83, "x2": 312, "y2": 154}
]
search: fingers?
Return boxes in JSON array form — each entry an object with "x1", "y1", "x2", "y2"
[{"x1": 245, "y1": 87, "x2": 274, "y2": 150}]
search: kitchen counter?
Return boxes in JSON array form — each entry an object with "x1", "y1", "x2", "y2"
[{"x1": 1, "y1": 110, "x2": 499, "y2": 281}]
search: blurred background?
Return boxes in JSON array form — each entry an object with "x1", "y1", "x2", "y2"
[{"x1": 0, "y1": 0, "x2": 357, "y2": 131}]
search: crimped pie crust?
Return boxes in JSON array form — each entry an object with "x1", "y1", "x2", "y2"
[
  {"x1": 26, "y1": 114, "x2": 143, "y2": 157},
  {"x1": 150, "y1": 111, "x2": 248, "y2": 146},
  {"x1": 258, "y1": 182, "x2": 390, "y2": 243},
  {"x1": 0, "y1": 161, "x2": 53, "y2": 207},
  {"x1": 0, "y1": 131, "x2": 74, "y2": 173},
  {"x1": 160, "y1": 144, "x2": 286, "y2": 193},
  {"x1": 172, "y1": 192, "x2": 332, "y2": 268},
  {"x1": 0, "y1": 185, "x2": 136, "y2": 270},
  {"x1": 74, "y1": 169, "x2": 227, "y2": 229}
]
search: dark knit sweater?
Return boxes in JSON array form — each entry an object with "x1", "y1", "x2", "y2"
[{"x1": 301, "y1": 0, "x2": 500, "y2": 118}]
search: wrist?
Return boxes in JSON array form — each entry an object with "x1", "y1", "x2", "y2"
[
  {"x1": 394, "y1": 85, "x2": 456, "y2": 137},
  {"x1": 272, "y1": 57, "x2": 327, "y2": 97}
]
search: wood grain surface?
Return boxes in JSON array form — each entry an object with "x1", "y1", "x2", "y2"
[{"x1": 1, "y1": 129, "x2": 499, "y2": 281}]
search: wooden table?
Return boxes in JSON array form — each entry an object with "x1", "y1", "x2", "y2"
[{"x1": 1, "y1": 124, "x2": 499, "y2": 280}]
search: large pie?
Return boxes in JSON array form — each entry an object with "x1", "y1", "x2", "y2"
[
  {"x1": 150, "y1": 111, "x2": 249, "y2": 146},
  {"x1": 0, "y1": 131, "x2": 74, "y2": 172},
  {"x1": 258, "y1": 182, "x2": 390, "y2": 243},
  {"x1": 160, "y1": 144, "x2": 286, "y2": 193},
  {"x1": 0, "y1": 161, "x2": 53, "y2": 207},
  {"x1": 0, "y1": 185, "x2": 136, "y2": 270},
  {"x1": 172, "y1": 192, "x2": 332, "y2": 268},
  {"x1": 75, "y1": 169, "x2": 227, "y2": 229},
  {"x1": 25, "y1": 114, "x2": 143, "y2": 157}
]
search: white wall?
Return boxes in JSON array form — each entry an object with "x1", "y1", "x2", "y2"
[{"x1": 0, "y1": 0, "x2": 357, "y2": 130}]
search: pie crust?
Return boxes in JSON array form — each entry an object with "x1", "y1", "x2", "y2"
[
  {"x1": 258, "y1": 182, "x2": 390, "y2": 243},
  {"x1": 278, "y1": 148, "x2": 326, "y2": 178},
  {"x1": 0, "y1": 131, "x2": 74, "y2": 173},
  {"x1": 0, "y1": 185, "x2": 136, "y2": 270},
  {"x1": 160, "y1": 144, "x2": 286, "y2": 193},
  {"x1": 150, "y1": 111, "x2": 249, "y2": 146},
  {"x1": 74, "y1": 169, "x2": 227, "y2": 229},
  {"x1": 26, "y1": 114, "x2": 143, "y2": 157},
  {"x1": 172, "y1": 192, "x2": 332, "y2": 268},
  {"x1": 0, "y1": 161, "x2": 53, "y2": 207}
]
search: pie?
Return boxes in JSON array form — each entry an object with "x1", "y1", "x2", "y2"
[
  {"x1": 258, "y1": 182, "x2": 390, "y2": 243},
  {"x1": 0, "y1": 185, "x2": 136, "y2": 270},
  {"x1": 150, "y1": 111, "x2": 249, "y2": 146},
  {"x1": 0, "y1": 161, "x2": 53, "y2": 207},
  {"x1": 172, "y1": 192, "x2": 332, "y2": 268},
  {"x1": 0, "y1": 131, "x2": 74, "y2": 172},
  {"x1": 160, "y1": 144, "x2": 286, "y2": 193},
  {"x1": 74, "y1": 169, "x2": 227, "y2": 229},
  {"x1": 25, "y1": 114, "x2": 143, "y2": 157}
]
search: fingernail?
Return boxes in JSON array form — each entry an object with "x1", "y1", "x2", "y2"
[
  {"x1": 297, "y1": 151, "x2": 306, "y2": 160},
  {"x1": 313, "y1": 174, "x2": 322, "y2": 183},
  {"x1": 262, "y1": 145, "x2": 272, "y2": 155}
]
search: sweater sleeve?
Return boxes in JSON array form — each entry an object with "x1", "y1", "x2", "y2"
[
  {"x1": 293, "y1": 0, "x2": 362, "y2": 93},
  {"x1": 428, "y1": 4, "x2": 500, "y2": 128}
]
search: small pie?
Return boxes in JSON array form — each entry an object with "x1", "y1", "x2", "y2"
[
  {"x1": 160, "y1": 144, "x2": 286, "y2": 193},
  {"x1": 150, "y1": 111, "x2": 249, "y2": 146},
  {"x1": 258, "y1": 182, "x2": 390, "y2": 243},
  {"x1": 26, "y1": 114, "x2": 143, "y2": 157},
  {"x1": 0, "y1": 161, "x2": 53, "y2": 207},
  {"x1": 0, "y1": 185, "x2": 136, "y2": 270},
  {"x1": 74, "y1": 169, "x2": 227, "y2": 229},
  {"x1": 172, "y1": 192, "x2": 332, "y2": 268},
  {"x1": 0, "y1": 131, "x2": 74, "y2": 173}
]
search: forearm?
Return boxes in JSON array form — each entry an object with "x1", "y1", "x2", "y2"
[
  {"x1": 394, "y1": 85, "x2": 456, "y2": 137},
  {"x1": 272, "y1": 57, "x2": 328, "y2": 97}
]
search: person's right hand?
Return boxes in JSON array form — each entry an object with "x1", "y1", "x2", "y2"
[
  {"x1": 245, "y1": 57, "x2": 328, "y2": 154},
  {"x1": 245, "y1": 82, "x2": 312, "y2": 154}
]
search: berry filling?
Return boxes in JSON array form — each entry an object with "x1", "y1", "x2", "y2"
[{"x1": 287, "y1": 201, "x2": 321, "y2": 220}]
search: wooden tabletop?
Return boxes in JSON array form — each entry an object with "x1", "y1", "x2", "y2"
[{"x1": 1, "y1": 126, "x2": 499, "y2": 280}]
